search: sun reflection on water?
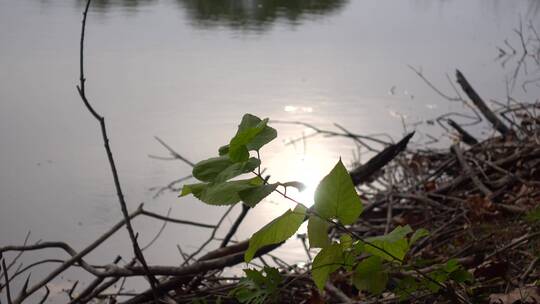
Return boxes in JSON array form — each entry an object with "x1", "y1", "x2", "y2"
[{"x1": 267, "y1": 141, "x2": 336, "y2": 208}]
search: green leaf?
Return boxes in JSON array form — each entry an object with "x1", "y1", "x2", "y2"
[
  {"x1": 353, "y1": 256, "x2": 388, "y2": 295},
  {"x1": 353, "y1": 241, "x2": 365, "y2": 255},
  {"x1": 261, "y1": 267, "x2": 283, "y2": 288},
  {"x1": 439, "y1": 259, "x2": 474, "y2": 283},
  {"x1": 313, "y1": 159, "x2": 363, "y2": 225},
  {"x1": 233, "y1": 267, "x2": 282, "y2": 304},
  {"x1": 340, "y1": 235, "x2": 356, "y2": 271},
  {"x1": 183, "y1": 177, "x2": 263, "y2": 206},
  {"x1": 422, "y1": 260, "x2": 471, "y2": 292},
  {"x1": 218, "y1": 144, "x2": 229, "y2": 156},
  {"x1": 229, "y1": 114, "x2": 274, "y2": 162},
  {"x1": 192, "y1": 156, "x2": 234, "y2": 182},
  {"x1": 237, "y1": 114, "x2": 264, "y2": 133},
  {"x1": 201, "y1": 178, "x2": 263, "y2": 205},
  {"x1": 340, "y1": 234, "x2": 353, "y2": 249},
  {"x1": 410, "y1": 228, "x2": 430, "y2": 246},
  {"x1": 396, "y1": 276, "x2": 417, "y2": 301},
  {"x1": 343, "y1": 251, "x2": 356, "y2": 271},
  {"x1": 180, "y1": 182, "x2": 207, "y2": 197},
  {"x1": 234, "y1": 288, "x2": 261, "y2": 304},
  {"x1": 307, "y1": 216, "x2": 331, "y2": 248},
  {"x1": 239, "y1": 183, "x2": 278, "y2": 207},
  {"x1": 245, "y1": 205, "x2": 307, "y2": 262},
  {"x1": 311, "y1": 243, "x2": 344, "y2": 290},
  {"x1": 214, "y1": 157, "x2": 260, "y2": 183},
  {"x1": 442, "y1": 259, "x2": 460, "y2": 273},
  {"x1": 244, "y1": 269, "x2": 267, "y2": 286},
  {"x1": 238, "y1": 114, "x2": 277, "y2": 151},
  {"x1": 229, "y1": 145, "x2": 250, "y2": 163},
  {"x1": 450, "y1": 269, "x2": 474, "y2": 283},
  {"x1": 247, "y1": 124, "x2": 277, "y2": 151},
  {"x1": 364, "y1": 225, "x2": 413, "y2": 262},
  {"x1": 192, "y1": 155, "x2": 259, "y2": 183},
  {"x1": 426, "y1": 270, "x2": 448, "y2": 292}
]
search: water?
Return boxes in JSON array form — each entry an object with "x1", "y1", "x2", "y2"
[{"x1": 1, "y1": 0, "x2": 539, "y2": 300}]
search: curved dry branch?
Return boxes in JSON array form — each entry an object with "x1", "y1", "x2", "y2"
[
  {"x1": 456, "y1": 70, "x2": 512, "y2": 137},
  {"x1": 1, "y1": 242, "x2": 102, "y2": 277},
  {"x1": 75, "y1": 0, "x2": 159, "y2": 300}
]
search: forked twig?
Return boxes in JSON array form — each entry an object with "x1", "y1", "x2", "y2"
[{"x1": 74, "y1": 0, "x2": 159, "y2": 301}]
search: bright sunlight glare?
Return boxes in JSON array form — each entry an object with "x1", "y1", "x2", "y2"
[{"x1": 267, "y1": 141, "x2": 336, "y2": 208}]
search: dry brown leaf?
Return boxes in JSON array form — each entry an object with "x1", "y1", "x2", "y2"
[
  {"x1": 424, "y1": 180, "x2": 437, "y2": 192},
  {"x1": 306, "y1": 288, "x2": 325, "y2": 304},
  {"x1": 467, "y1": 195, "x2": 499, "y2": 219}
]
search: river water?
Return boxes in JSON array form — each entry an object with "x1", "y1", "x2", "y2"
[{"x1": 1, "y1": 0, "x2": 539, "y2": 300}]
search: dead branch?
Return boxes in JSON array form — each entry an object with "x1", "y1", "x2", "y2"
[
  {"x1": 447, "y1": 119, "x2": 479, "y2": 145},
  {"x1": 451, "y1": 144, "x2": 493, "y2": 197},
  {"x1": 75, "y1": 0, "x2": 159, "y2": 300},
  {"x1": 456, "y1": 70, "x2": 512, "y2": 136},
  {"x1": 350, "y1": 132, "x2": 415, "y2": 185},
  {"x1": 2, "y1": 257, "x2": 13, "y2": 304},
  {"x1": 220, "y1": 204, "x2": 250, "y2": 248}
]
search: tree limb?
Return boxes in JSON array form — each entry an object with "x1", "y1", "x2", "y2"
[{"x1": 456, "y1": 70, "x2": 512, "y2": 136}]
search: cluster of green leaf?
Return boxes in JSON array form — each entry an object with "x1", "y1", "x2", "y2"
[
  {"x1": 309, "y1": 218, "x2": 432, "y2": 294},
  {"x1": 181, "y1": 113, "x2": 473, "y2": 301},
  {"x1": 231, "y1": 267, "x2": 283, "y2": 304},
  {"x1": 395, "y1": 259, "x2": 474, "y2": 300},
  {"x1": 180, "y1": 114, "x2": 278, "y2": 207}
]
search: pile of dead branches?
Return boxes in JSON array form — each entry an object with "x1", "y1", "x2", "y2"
[{"x1": 1, "y1": 1, "x2": 540, "y2": 302}]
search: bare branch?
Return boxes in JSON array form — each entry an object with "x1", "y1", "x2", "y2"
[
  {"x1": 154, "y1": 136, "x2": 195, "y2": 167},
  {"x1": 1, "y1": 257, "x2": 13, "y2": 304},
  {"x1": 74, "y1": 0, "x2": 159, "y2": 300},
  {"x1": 456, "y1": 70, "x2": 512, "y2": 136}
]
